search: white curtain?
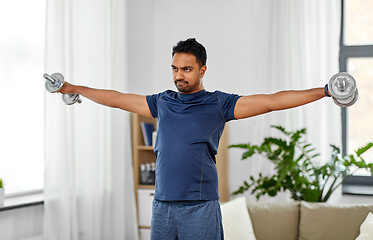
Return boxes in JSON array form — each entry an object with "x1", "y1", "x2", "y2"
[
  {"x1": 44, "y1": 0, "x2": 138, "y2": 239},
  {"x1": 228, "y1": 0, "x2": 342, "y2": 202}
]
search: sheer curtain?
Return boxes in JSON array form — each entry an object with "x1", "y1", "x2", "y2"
[
  {"x1": 44, "y1": 0, "x2": 138, "y2": 239},
  {"x1": 229, "y1": 0, "x2": 342, "y2": 202}
]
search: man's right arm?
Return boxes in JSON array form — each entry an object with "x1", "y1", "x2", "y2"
[{"x1": 59, "y1": 82, "x2": 153, "y2": 118}]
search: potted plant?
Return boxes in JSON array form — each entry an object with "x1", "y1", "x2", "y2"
[
  {"x1": 229, "y1": 126, "x2": 373, "y2": 202},
  {"x1": 0, "y1": 178, "x2": 4, "y2": 205}
]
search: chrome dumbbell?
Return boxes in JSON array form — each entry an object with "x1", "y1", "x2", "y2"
[
  {"x1": 43, "y1": 73, "x2": 82, "y2": 105},
  {"x1": 328, "y1": 72, "x2": 358, "y2": 107}
]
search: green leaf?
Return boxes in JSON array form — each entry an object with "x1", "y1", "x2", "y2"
[
  {"x1": 355, "y1": 142, "x2": 373, "y2": 156},
  {"x1": 228, "y1": 143, "x2": 251, "y2": 149},
  {"x1": 303, "y1": 143, "x2": 312, "y2": 149},
  {"x1": 232, "y1": 187, "x2": 245, "y2": 195},
  {"x1": 306, "y1": 148, "x2": 316, "y2": 153},
  {"x1": 271, "y1": 125, "x2": 289, "y2": 135},
  {"x1": 264, "y1": 138, "x2": 288, "y2": 149},
  {"x1": 349, "y1": 155, "x2": 357, "y2": 164},
  {"x1": 242, "y1": 149, "x2": 255, "y2": 159},
  {"x1": 343, "y1": 159, "x2": 351, "y2": 167},
  {"x1": 268, "y1": 189, "x2": 278, "y2": 196},
  {"x1": 356, "y1": 159, "x2": 367, "y2": 168},
  {"x1": 330, "y1": 144, "x2": 341, "y2": 153},
  {"x1": 311, "y1": 153, "x2": 320, "y2": 159},
  {"x1": 291, "y1": 128, "x2": 306, "y2": 143}
]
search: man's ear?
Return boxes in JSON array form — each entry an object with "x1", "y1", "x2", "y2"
[{"x1": 200, "y1": 65, "x2": 207, "y2": 78}]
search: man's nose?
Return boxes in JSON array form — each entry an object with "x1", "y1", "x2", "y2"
[{"x1": 175, "y1": 70, "x2": 184, "y2": 80}]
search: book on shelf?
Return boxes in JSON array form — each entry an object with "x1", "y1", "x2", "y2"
[
  {"x1": 139, "y1": 162, "x2": 156, "y2": 185},
  {"x1": 141, "y1": 122, "x2": 155, "y2": 146}
]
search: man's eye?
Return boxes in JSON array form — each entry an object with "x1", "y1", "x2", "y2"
[
  {"x1": 185, "y1": 68, "x2": 191, "y2": 72},
  {"x1": 172, "y1": 68, "x2": 177, "y2": 71}
]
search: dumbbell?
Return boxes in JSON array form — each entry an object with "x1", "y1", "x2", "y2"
[
  {"x1": 328, "y1": 72, "x2": 358, "y2": 107},
  {"x1": 43, "y1": 73, "x2": 82, "y2": 105}
]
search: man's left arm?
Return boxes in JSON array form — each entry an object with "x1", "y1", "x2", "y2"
[{"x1": 234, "y1": 88, "x2": 326, "y2": 119}]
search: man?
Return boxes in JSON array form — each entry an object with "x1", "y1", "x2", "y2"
[{"x1": 59, "y1": 38, "x2": 330, "y2": 239}]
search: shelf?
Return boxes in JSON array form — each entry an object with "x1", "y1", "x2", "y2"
[
  {"x1": 132, "y1": 113, "x2": 157, "y2": 234},
  {"x1": 137, "y1": 185, "x2": 155, "y2": 189},
  {"x1": 137, "y1": 145, "x2": 154, "y2": 151}
]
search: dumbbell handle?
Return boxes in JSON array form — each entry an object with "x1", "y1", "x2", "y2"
[
  {"x1": 336, "y1": 78, "x2": 347, "y2": 92},
  {"x1": 43, "y1": 73, "x2": 56, "y2": 84}
]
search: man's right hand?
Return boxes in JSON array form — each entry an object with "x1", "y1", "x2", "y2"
[{"x1": 58, "y1": 82, "x2": 76, "y2": 94}]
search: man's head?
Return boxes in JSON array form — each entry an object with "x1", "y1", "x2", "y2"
[
  {"x1": 172, "y1": 38, "x2": 207, "y2": 68},
  {"x1": 171, "y1": 38, "x2": 207, "y2": 94}
]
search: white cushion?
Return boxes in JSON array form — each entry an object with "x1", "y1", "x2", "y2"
[
  {"x1": 356, "y1": 212, "x2": 373, "y2": 240},
  {"x1": 220, "y1": 197, "x2": 256, "y2": 240}
]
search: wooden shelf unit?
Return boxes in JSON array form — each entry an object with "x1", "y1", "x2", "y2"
[{"x1": 131, "y1": 113, "x2": 157, "y2": 191}]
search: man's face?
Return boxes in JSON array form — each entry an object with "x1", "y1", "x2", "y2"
[{"x1": 171, "y1": 52, "x2": 206, "y2": 94}]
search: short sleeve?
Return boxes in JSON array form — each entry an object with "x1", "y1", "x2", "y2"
[
  {"x1": 146, "y1": 93, "x2": 160, "y2": 118},
  {"x1": 217, "y1": 91, "x2": 241, "y2": 122}
]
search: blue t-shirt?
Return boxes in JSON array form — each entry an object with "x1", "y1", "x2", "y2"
[{"x1": 146, "y1": 89, "x2": 241, "y2": 201}]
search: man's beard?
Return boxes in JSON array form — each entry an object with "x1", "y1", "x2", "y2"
[
  {"x1": 175, "y1": 80, "x2": 199, "y2": 93},
  {"x1": 175, "y1": 80, "x2": 190, "y2": 92}
]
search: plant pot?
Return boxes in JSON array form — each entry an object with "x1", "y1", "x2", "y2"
[{"x1": 0, "y1": 188, "x2": 4, "y2": 206}]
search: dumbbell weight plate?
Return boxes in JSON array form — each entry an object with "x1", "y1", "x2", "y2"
[
  {"x1": 45, "y1": 72, "x2": 65, "y2": 93},
  {"x1": 332, "y1": 88, "x2": 359, "y2": 107},
  {"x1": 62, "y1": 93, "x2": 82, "y2": 105},
  {"x1": 328, "y1": 72, "x2": 356, "y2": 100}
]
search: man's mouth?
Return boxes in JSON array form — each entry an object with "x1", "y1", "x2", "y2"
[{"x1": 175, "y1": 80, "x2": 187, "y2": 86}]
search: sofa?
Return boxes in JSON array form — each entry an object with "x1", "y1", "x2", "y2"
[{"x1": 220, "y1": 197, "x2": 373, "y2": 240}]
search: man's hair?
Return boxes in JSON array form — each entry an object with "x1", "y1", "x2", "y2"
[{"x1": 172, "y1": 38, "x2": 207, "y2": 67}]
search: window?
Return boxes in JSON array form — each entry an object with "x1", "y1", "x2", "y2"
[
  {"x1": 340, "y1": 0, "x2": 373, "y2": 193},
  {"x1": 0, "y1": 1, "x2": 45, "y2": 196},
  {"x1": 346, "y1": 57, "x2": 373, "y2": 167},
  {"x1": 344, "y1": 0, "x2": 373, "y2": 46}
]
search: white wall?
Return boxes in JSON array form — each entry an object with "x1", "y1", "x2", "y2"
[{"x1": 127, "y1": 0, "x2": 255, "y2": 95}]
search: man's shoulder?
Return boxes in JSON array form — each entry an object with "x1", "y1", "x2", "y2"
[
  {"x1": 203, "y1": 90, "x2": 226, "y2": 96},
  {"x1": 148, "y1": 89, "x2": 176, "y2": 98},
  {"x1": 207, "y1": 90, "x2": 237, "y2": 94},
  {"x1": 211, "y1": 90, "x2": 240, "y2": 98}
]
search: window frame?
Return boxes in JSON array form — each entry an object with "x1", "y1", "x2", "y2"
[{"x1": 340, "y1": 0, "x2": 373, "y2": 195}]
